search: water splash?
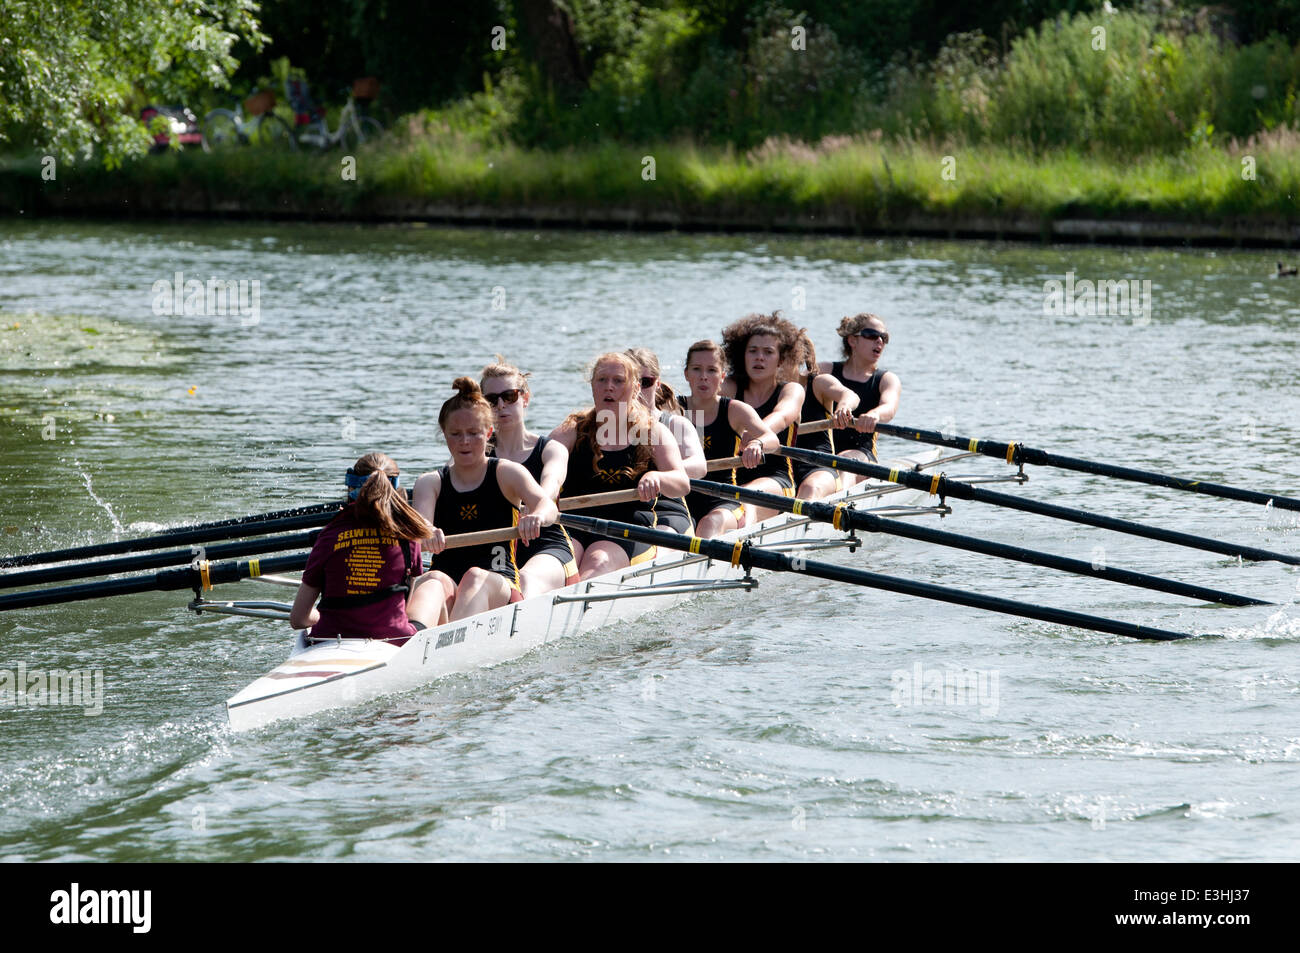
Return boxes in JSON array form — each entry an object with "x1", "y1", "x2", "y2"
[{"x1": 74, "y1": 462, "x2": 124, "y2": 533}]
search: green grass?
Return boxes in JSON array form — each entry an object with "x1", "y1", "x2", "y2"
[{"x1": 6, "y1": 127, "x2": 1300, "y2": 227}]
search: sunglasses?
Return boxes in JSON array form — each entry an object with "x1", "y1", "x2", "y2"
[
  {"x1": 640, "y1": 376, "x2": 657, "y2": 389},
  {"x1": 484, "y1": 389, "x2": 522, "y2": 406},
  {"x1": 857, "y1": 328, "x2": 889, "y2": 344}
]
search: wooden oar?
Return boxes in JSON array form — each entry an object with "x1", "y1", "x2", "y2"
[
  {"x1": 773, "y1": 445, "x2": 1300, "y2": 566},
  {"x1": 558, "y1": 513, "x2": 1197, "y2": 641},
  {"x1": 873, "y1": 422, "x2": 1300, "y2": 513},
  {"x1": 690, "y1": 479, "x2": 1269, "y2": 607}
]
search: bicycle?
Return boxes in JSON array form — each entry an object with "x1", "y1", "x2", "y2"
[
  {"x1": 287, "y1": 76, "x2": 384, "y2": 151},
  {"x1": 201, "y1": 90, "x2": 296, "y2": 152}
]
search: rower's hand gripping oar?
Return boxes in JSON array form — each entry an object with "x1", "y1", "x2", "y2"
[
  {"x1": 774, "y1": 445, "x2": 1300, "y2": 566},
  {"x1": 690, "y1": 479, "x2": 1269, "y2": 607},
  {"x1": 558, "y1": 513, "x2": 1198, "y2": 642},
  {"x1": 872, "y1": 422, "x2": 1300, "y2": 513}
]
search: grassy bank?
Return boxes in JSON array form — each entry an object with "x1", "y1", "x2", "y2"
[{"x1": 5, "y1": 129, "x2": 1300, "y2": 239}]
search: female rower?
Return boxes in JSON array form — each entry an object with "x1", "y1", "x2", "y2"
[
  {"x1": 680, "y1": 339, "x2": 778, "y2": 537},
  {"x1": 550, "y1": 352, "x2": 690, "y2": 579},
  {"x1": 791, "y1": 328, "x2": 858, "y2": 501},
  {"x1": 821, "y1": 313, "x2": 901, "y2": 486},
  {"x1": 719, "y1": 313, "x2": 804, "y2": 523},
  {"x1": 626, "y1": 346, "x2": 703, "y2": 534},
  {"x1": 290, "y1": 452, "x2": 441, "y2": 645},
  {"x1": 411, "y1": 378, "x2": 559, "y2": 622},
  {"x1": 480, "y1": 356, "x2": 580, "y2": 598}
]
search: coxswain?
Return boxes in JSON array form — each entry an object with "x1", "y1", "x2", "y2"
[
  {"x1": 411, "y1": 378, "x2": 559, "y2": 622},
  {"x1": 626, "y1": 346, "x2": 702, "y2": 534},
  {"x1": 719, "y1": 312, "x2": 804, "y2": 522},
  {"x1": 680, "y1": 339, "x2": 777, "y2": 537},
  {"x1": 550, "y1": 352, "x2": 690, "y2": 579},
  {"x1": 289, "y1": 452, "x2": 440, "y2": 645},
  {"x1": 820, "y1": 312, "x2": 902, "y2": 487},
  {"x1": 480, "y1": 356, "x2": 580, "y2": 598}
]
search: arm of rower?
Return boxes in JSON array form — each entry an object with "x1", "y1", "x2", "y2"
[
  {"x1": 547, "y1": 420, "x2": 577, "y2": 450},
  {"x1": 765, "y1": 381, "x2": 805, "y2": 432},
  {"x1": 648, "y1": 423, "x2": 691, "y2": 497},
  {"x1": 410, "y1": 470, "x2": 441, "y2": 546},
  {"x1": 497, "y1": 460, "x2": 558, "y2": 525},
  {"x1": 289, "y1": 583, "x2": 321, "y2": 630},
  {"x1": 668, "y1": 414, "x2": 707, "y2": 478},
  {"x1": 858, "y1": 371, "x2": 901, "y2": 431},
  {"x1": 537, "y1": 438, "x2": 569, "y2": 500},
  {"x1": 813, "y1": 373, "x2": 858, "y2": 426},
  {"x1": 727, "y1": 399, "x2": 779, "y2": 452}
]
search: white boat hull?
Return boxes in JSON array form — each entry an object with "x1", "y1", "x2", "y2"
[{"x1": 227, "y1": 450, "x2": 940, "y2": 730}]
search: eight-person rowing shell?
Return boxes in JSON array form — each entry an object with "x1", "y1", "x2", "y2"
[
  {"x1": 411, "y1": 378, "x2": 559, "y2": 623},
  {"x1": 549, "y1": 352, "x2": 690, "y2": 579},
  {"x1": 679, "y1": 339, "x2": 778, "y2": 537}
]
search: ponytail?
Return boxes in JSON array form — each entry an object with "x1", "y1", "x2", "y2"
[{"x1": 347, "y1": 452, "x2": 432, "y2": 542}]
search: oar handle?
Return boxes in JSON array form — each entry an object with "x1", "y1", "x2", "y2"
[
  {"x1": 706, "y1": 456, "x2": 744, "y2": 471},
  {"x1": 558, "y1": 488, "x2": 643, "y2": 510},
  {"x1": 440, "y1": 526, "x2": 525, "y2": 549}
]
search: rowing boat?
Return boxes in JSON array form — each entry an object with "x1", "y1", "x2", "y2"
[{"x1": 223, "y1": 446, "x2": 948, "y2": 730}]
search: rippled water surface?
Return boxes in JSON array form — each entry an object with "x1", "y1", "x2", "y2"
[{"x1": 1, "y1": 220, "x2": 1297, "y2": 861}]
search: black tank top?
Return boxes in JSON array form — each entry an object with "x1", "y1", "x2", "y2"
[
  {"x1": 431, "y1": 458, "x2": 519, "y2": 586},
  {"x1": 735, "y1": 384, "x2": 796, "y2": 485},
  {"x1": 565, "y1": 435, "x2": 658, "y2": 524},
  {"x1": 684, "y1": 396, "x2": 739, "y2": 478},
  {"x1": 831, "y1": 362, "x2": 884, "y2": 456},
  {"x1": 490, "y1": 435, "x2": 573, "y2": 556},
  {"x1": 795, "y1": 377, "x2": 834, "y2": 454}
]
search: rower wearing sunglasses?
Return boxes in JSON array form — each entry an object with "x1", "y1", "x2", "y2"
[
  {"x1": 821, "y1": 313, "x2": 901, "y2": 486},
  {"x1": 480, "y1": 357, "x2": 580, "y2": 598}
]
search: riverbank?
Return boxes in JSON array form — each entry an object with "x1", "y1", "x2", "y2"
[{"x1": 5, "y1": 134, "x2": 1300, "y2": 247}]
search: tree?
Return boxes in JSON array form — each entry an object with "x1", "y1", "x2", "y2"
[{"x1": 0, "y1": 0, "x2": 266, "y2": 166}]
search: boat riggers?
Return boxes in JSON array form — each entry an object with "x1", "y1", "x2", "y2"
[
  {"x1": 874, "y1": 422, "x2": 1300, "y2": 513},
  {"x1": 774, "y1": 445, "x2": 1300, "y2": 566},
  {"x1": 688, "y1": 479, "x2": 1269, "y2": 607},
  {"x1": 0, "y1": 554, "x2": 308, "y2": 611},
  {"x1": 558, "y1": 513, "x2": 1197, "y2": 642}
]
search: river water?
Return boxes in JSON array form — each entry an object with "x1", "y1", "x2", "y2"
[{"x1": 0, "y1": 219, "x2": 1297, "y2": 861}]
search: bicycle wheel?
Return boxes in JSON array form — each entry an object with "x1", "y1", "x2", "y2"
[
  {"x1": 341, "y1": 116, "x2": 385, "y2": 151},
  {"x1": 248, "y1": 114, "x2": 296, "y2": 151},
  {"x1": 201, "y1": 110, "x2": 241, "y2": 152}
]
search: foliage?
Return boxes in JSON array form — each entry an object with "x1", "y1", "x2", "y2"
[{"x1": 0, "y1": 0, "x2": 266, "y2": 166}]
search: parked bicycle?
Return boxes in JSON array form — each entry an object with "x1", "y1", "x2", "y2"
[
  {"x1": 287, "y1": 76, "x2": 384, "y2": 151},
  {"x1": 202, "y1": 90, "x2": 295, "y2": 152}
]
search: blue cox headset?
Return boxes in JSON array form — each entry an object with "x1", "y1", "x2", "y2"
[{"x1": 345, "y1": 468, "x2": 400, "y2": 501}]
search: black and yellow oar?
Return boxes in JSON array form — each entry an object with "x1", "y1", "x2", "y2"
[
  {"x1": 872, "y1": 422, "x2": 1300, "y2": 513},
  {"x1": 0, "y1": 503, "x2": 343, "y2": 570},
  {"x1": 558, "y1": 513, "x2": 1197, "y2": 641},
  {"x1": 0, "y1": 554, "x2": 309, "y2": 612},
  {"x1": 774, "y1": 445, "x2": 1300, "y2": 567},
  {"x1": 0, "y1": 531, "x2": 324, "y2": 590},
  {"x1": 689, "y1": 479, "x2": 1269, "y2": 607}
]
